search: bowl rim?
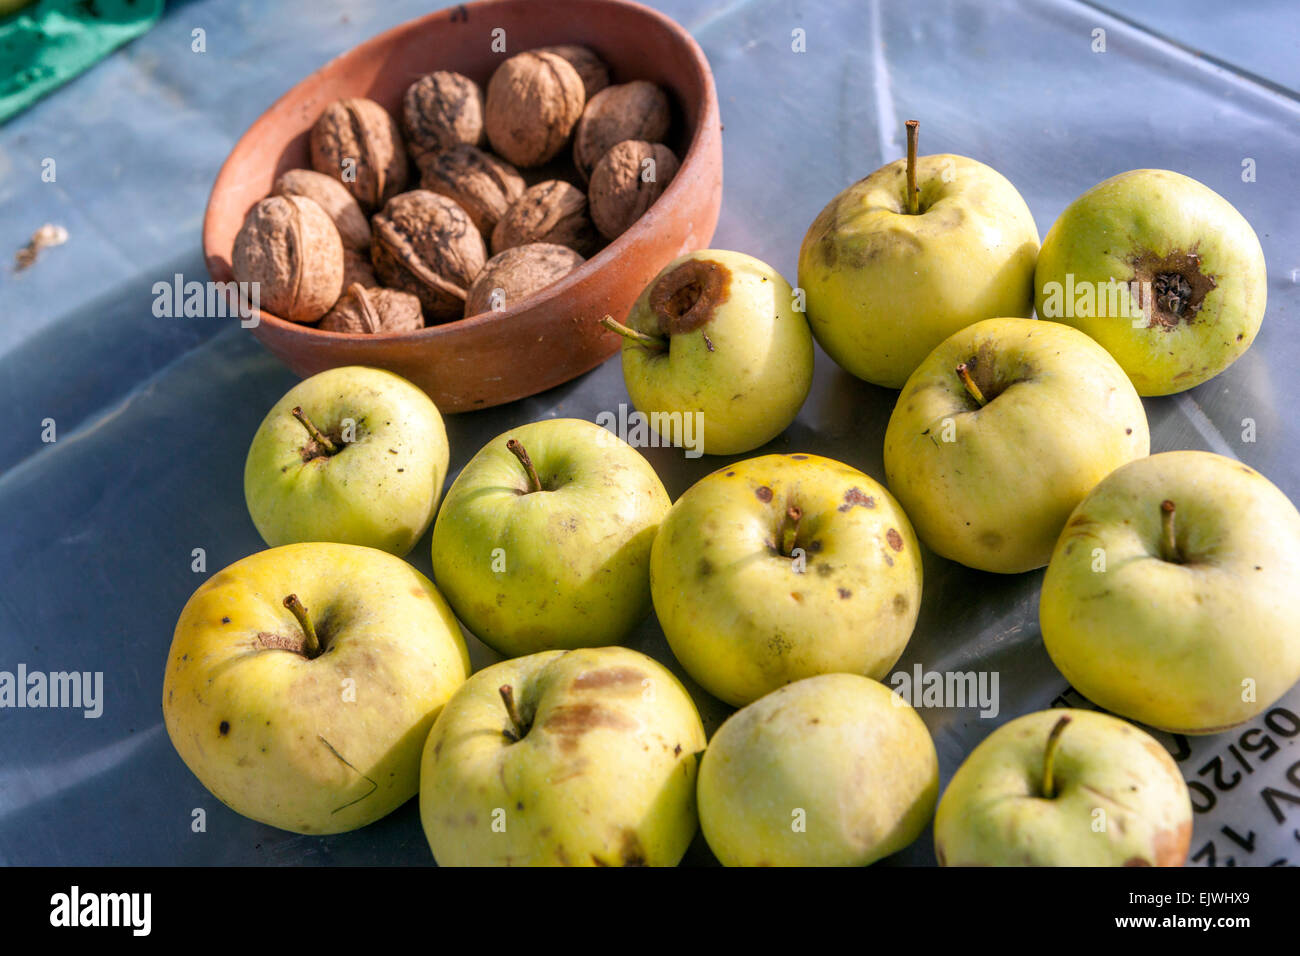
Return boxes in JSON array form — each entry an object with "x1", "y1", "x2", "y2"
[{"x1": 202, "y1": 0, "x2": 720, "y2": 344}]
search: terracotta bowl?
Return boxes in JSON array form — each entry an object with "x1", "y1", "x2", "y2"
[{"x1": 203, "y1": 0, "x2": 722, "y2": 412}]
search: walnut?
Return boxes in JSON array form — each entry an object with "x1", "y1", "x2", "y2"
[
  {"x1": 484, "y1": 51, "x2": 585, "y2": 168},
  {"x1": 491, "y1": 179, "x2": 599, "y2": 256},
  {"x1": 418, "y1": 144, "x2": 524, "y2": 237},
  {"x1": 534, "y1": 45, "x2": 610, "y2": 100},
  {"x1": 320, "y1": 283, "x2": 424, "y2": 334},
  {"x1": 371, "y1": 190, "x2": 486, "y2": 323},
  {"x1": 309, "y1": 97, "x2": 409, "y2": 211},
  {"x1": 465, "y1": 243, "x2": 585, "y2": 317},
  {"x1": 589, "y1": 141, "x2": 680, "y2": 240},
  {"x1": 401, "y1": 71, "x2": 485, "y2": 165},
  {"x1": 232, "y1": 195, "x2": 343, "y2": 323},
  {"x1": 572, "y1": 81, "x2": 671, "y2": 181},
  {"x1": 272, "y1": 169, "x2": 371, "y2": 252}
]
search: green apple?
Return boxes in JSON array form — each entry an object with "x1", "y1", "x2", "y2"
[
  {"x1": 244, "y1": 366, "x2": 449, "y2": 557},
  {"x1": 651, "y1": 453, "x2": 921, "y2": 707},
  {"x1": 798, "y1": 121, "x2": 1039, "y2": 389},
  {"x1": 697, "y1": 673, "x2": 938, "y2": 866},
  {"x1": 601, "y1": 249, "x2": 814, "y2": 456},
  {"x1": 1041, "y1": 451, "x2": 1300, "y2": 734},
  {"x1": 1035, "y1": 169, "x2": 1267, "y2": 396},
  {"x1": 162, "y1": 542, "x2": 470, "y2": 834},
  {"x1": 431, "y1": 418, "x2": 669, "y2": 657},
  {"x1": 883, "y1": 317, "x2": 1149, "y2": 573},
  {"x1": 934, "y1": 709, "x2": 1193, "y2": 866},
  {"x1": 420, "y1": 646, "x2": 706, "y2": 866}
]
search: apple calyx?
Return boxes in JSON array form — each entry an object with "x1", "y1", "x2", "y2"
[
  {"x1": 282, "y1": 593, "x2": 322, "y2": 658},
  {"x1": 601, "y1": 314, "x2": 667, "y2": 353},
  {"x1": 292, "y1": 406, "x2": 339, "y2": 459},
  {"x1": 1040, "y1": 714, "x2": 1072, "y2": 799},
  {"x1": 905, "y1": 119, "x2": 920, "y2": 215},
  {"x1": 955, "y1": 363, "x2": 988, "y2": 407},
  {"x1": 1160, "y1": 499, "x2": 1182, "y2": 563},
  {"x1": 506, "y1": 438, "x2": 544, "y2": 494},
  {"x1": 499, "y1": 684, "x2": 528, "y2": 742},
  {"x1": 1131, "y1": 249, "x2": 1218, "y2": 330},
  {"x1": 780, "y1": 505, "x2": 803, "y2": 557}
]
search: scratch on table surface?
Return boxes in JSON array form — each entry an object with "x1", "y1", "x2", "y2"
[
  {"x1": 868, "y1": 0, "x2": 901, "y2": 162},
  {"x1": 0, "y1": 725, "x2": 165, "y2": 820},
  {"x1": 1174, "y1": 392, "x2": 1238, "y2": 459}
]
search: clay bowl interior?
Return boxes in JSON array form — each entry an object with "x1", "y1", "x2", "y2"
[{"x1": 203, "y1": 0, "x2": 722, "y2": 413}]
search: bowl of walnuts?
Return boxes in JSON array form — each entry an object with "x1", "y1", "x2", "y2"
[{"x1": 202, "y1": 0, "x2": 722, "y2": 412}]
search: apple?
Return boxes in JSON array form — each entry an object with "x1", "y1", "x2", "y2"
[
  {"x1": 651, "y1": 453, "x2": 921, "y2": 707},
  {"x1": 1040, "y1": 451, "x2": 1300, "y2": 734},
  {"x1": 798, "y1": 120, "x2": 1039, "y2": 389},
  {"x1": 934, "y1": 709, "x2": 1193, "y2": 866},
  {"x1": 1035, "y1": 169, "x2": 1267, "y2": 396},
  {"x1": 883, "y1": 317, "x2": 1149, "y2": 573},
  {"x1": 431, "y1": 418, "x2": 670, "y2": 657},
  {"x1": 601, "y1": 249, "x2": 814, "y2": 456},
  {"x1": 419, "y1": 646, "x2": 706, "y2": 866},
  {"x1": 697, "y1": 673, "x2": 938, "y2": 866},
  {"x1": 244, "y1": 366, "x2": 449, "y2": 557},
  {"x1": 162, "y1": 542, "x2": 470, "y2": 834}
]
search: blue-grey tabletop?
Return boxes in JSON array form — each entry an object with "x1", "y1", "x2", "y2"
[{"x1": 1, "y1": 0, "x2": 1298, "y2": 866}]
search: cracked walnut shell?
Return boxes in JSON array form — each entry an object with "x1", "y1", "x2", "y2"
[
  {"x1": 371, "y1": 190, "x2": 486, "y2": 323},
  {"x1": 491, "y1": 179, "x2": 599, "y2": 256},
  {"x1": 232, "y1": 195, "x2": 344, "y2": 323},
  {"x1": 309, "y1": 97, "x2": 409, "y2": 211},
  {"x1": 484, "y1": 51, "x2": 585, "y2": 168},
  {"x1": 320, "y1": 283, "x2": 424, "y2": 334}
]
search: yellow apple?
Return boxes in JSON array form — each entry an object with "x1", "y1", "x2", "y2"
[
  {"x1": 604, "y1": 249, "x2": 814, "y2": 455},
  {"x1": 244, "y1": 366, "x2": 449, "y2": 557},
  {"x1": 420, "y1": 646, "x2": 706, "y2": 866},
  {"x1": 1041, "y1": 451, "x2": 1300, "y2": 733},
  {"x1": 651, "y1": 453, "x2": 922, "y2": 706},
  {"x1": 163, "y1": 542, "x2": 470, "y2": 834},
  {"x1": 430, "y1": 418, "x2": 669, "y2": 657},
  {"x1": 1035, "y1": 169, "x2": 1267, "y2": 396},
  {"x1": 884, "y1": 317, "x2": 1149, "y2": 573},
  {"x1": 934, "y1": 709, "x2": 1192, "y2": 866},
  {"x1": 798, "y1": 122, "x2": 1039, "y2": 388},
  {"x1": 697, "y1": 673, "x2": 939, "y2": 866}
]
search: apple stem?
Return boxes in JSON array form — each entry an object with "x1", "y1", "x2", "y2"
[
  {"x1": 282, "y1": 594, "x2": 321, "y2": 658},
  {"x1": 499, "y1": 684, "x2": 525, "y2": 742},
  {"x1": 1161, "y1": 499, "x2": 1181, "y2": 563},
  {"x1": 292, "y1": 406, "x2": 338, "y2": 456},
  {"x1": 905, "y1": 119, "x2": 920, "y2": 215},
  {"x1": 506, "y1": 438, "x2": 543, "y2": 494},
  {"x1": 1041, "y1": 714, "x2": 1072, "y2": 799},
  {"x1": 601, "y1": 314, "x2": 666, "y2": 352},
  {"x1": 781, "y1": 505, "x2": 802, "y2": 557},
  {"x1": 955, "y1": 363, "x2": 987, "y2": 407}
]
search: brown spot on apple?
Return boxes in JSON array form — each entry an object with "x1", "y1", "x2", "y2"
[
  {"x1": 887, "y1": 528, "x2": 904, "y2": 551},
  {"x1": 650, "y1": 258, "x2": 731, "y2": 335},
  {"x1": 571, "y1": 667, "x2": 645, "y2": 692},
  {"x1": 838, "y1": 587, "x2": 852, "y2": 599},
  {"x1": 839, "y1": 487, "x2": 876, "y2": 511},
  {"x1": 892, "y1": 593, "x2": 909, "y2": 615},
  {"x1": 698, "y1": 557, "x2": 713, "y2": 578},
  {"x1": 218, "y1": 720, "x2": 230, "y2": 736},
  {"x1": 789, "y1": 454, "x2": 808, "y2": 460},
  {"x1": 978, "y1": 529, "x2": 1002, "y2": 551},
  {"x1": 755, "y1": 485, "x2": 773, "y2": 502},
  {"x1": 541, "y1": 703, "x2": 635, "y2": 750}
]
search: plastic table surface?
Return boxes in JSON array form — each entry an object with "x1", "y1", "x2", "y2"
[{"x1": 1, "y1": 0, "x2": 1298, "y2": 866}]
